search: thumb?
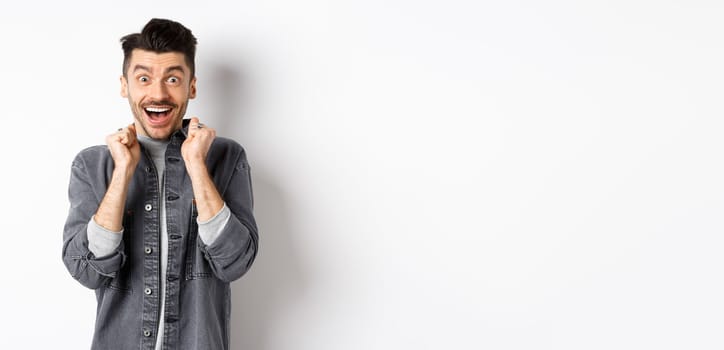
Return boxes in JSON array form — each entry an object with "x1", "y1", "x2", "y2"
[
  {"x1": 126, "y1": 123, "x2": 138, "y2": 146},
  {"x1": 187, "y1": 117, "x2": 200, "y2": 137}
]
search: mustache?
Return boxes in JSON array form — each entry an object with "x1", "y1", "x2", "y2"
[{"x1": 142, "y1": 100, "x2": 178, "y2": 108}]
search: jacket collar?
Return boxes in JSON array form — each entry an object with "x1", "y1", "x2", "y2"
[{"x1": 172, "y1": 118, "x2": 192, "y2": 140}]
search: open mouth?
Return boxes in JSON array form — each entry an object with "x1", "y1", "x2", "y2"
[{"x1": 143, "y1": 106, "x2": 174, "y2": 126}]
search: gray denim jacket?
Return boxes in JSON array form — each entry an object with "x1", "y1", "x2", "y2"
[{"x1": 62, "y1": 121, "x2": 258, "y2": 349}]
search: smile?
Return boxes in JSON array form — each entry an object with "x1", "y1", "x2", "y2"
[{"x1": 143, "y1": 105, "x2": 174, "y2": 126}]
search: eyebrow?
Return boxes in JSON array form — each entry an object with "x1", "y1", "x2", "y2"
[
  {"x1": 165, "y1": 65, "x2": 186, "y2": 75},
  {"x1": 132, "y1": 65, "x2": 186, "y2": 75}
]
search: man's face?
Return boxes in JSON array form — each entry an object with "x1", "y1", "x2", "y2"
[{"x1": 121, "y1": 49, "x2": 196, "y2": 140}]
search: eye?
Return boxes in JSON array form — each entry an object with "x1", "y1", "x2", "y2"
[
  {"x1": 167, "y1": 76, "x2": 180, "y2": 84},
  {"x1": 139, "y1": 76, "x2": 150, "y2": 83}
]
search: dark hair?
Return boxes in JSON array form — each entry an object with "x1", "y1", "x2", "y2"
[{"x1": 120, "y1": 18, "x2": 197, "y2": 77}]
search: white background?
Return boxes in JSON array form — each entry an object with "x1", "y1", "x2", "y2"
[{"x1": 1, "y1": 1, "x2": 723, "y2": 349}]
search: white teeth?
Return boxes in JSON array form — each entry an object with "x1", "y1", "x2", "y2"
[{"x1": 145, "y1": 107, "x2": 171, "y2": 113}]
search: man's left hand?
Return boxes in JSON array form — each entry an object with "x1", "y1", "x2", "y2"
[
  {"x1": 181, "y1": 116, "x2": 224, "y2": 221},
  {"x1": 182, "y1": 117, "x2": 216, "y2": 168}
]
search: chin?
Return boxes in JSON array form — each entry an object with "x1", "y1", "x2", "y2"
[{"x1": 136, "y1": 117, "x2": 181, "y2": 139}]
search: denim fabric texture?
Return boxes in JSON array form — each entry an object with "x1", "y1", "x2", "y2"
[{"x1": 62, "y1": 120, "x2": 258, "y2": 349}]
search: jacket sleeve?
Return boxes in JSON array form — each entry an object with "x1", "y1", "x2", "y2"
[
  {"x1": 198, "y1": 144, "x2": 259, "y2": 282},
  {"x1": 62, "y1": 151, "x2": 126, "y2": 289}
]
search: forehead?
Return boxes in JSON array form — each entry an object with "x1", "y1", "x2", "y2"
[{"x1": 128, "y1": 49, "x2": 190, "y2": 74}]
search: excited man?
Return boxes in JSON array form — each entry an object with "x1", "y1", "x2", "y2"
[{"x1": 62, "y1": 18, "x2": 258, "y2": 350}]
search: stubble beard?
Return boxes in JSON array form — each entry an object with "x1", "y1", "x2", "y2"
[{"x1": 129, "y1": 99, "x2": 190, "y2": 140}]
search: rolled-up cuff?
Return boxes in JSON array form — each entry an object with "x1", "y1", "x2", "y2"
[
  {"x1": 198, "y1": 203, "x2": 231, "y2": 246},
  {"x1": 87, "y1": 216, "x2": 123, "y2": 258}
]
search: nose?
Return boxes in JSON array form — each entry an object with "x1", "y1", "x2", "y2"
[{"x1": 149, "y1": 79, "x2": 169, "y2": 101}]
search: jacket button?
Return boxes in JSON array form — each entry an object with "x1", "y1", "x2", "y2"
[
  {"x1": 144, "y1": 247, "x2": 152, "y2": 254},
  {"x1": 144, "y1": 287, "x2": 152, "y2": 295},
  {"x1": 144, "y1": 204, "x2": 153, "y2": 211},
  {"x1": 143, "y1": 329, "x2": 151, "y2": 337}
]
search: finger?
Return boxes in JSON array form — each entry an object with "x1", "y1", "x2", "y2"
[
  {"x1": 111, "y1": 127, "x2": 125, "y2": 143},
  {"x1": 113, "y1": 125, "x2": 134, "y2": 146},
  {"x1": 118, "y1": 128, "x2": 128, "y2": 145},
  {"x1": 125, "y1": 124, "x2": 137, "y2": 146},
  {"x1": 107, "y1": 128, "x2": 129, "y2": 147},
  {"x1": 189, "y1": 116, "x2": 204, "y2": 136},
  {"x1": 189, "y1": 117, "x2": 200, "y2": 129}
]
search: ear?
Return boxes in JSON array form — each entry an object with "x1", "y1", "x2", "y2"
[
  {"x1": 189, "y1": 76, "x2": 197, "y2": 99},
  {"x1": 120, "y1": 75, "x2": 128, "y2": 98}
]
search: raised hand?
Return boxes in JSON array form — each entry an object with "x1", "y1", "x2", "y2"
[
  {"x1": 181, "y1": 117, "x2": 216, "y2": 166},
  {"x1": 106, "y1": 124, "x2": 141, "y2": 176},
  {"x1": 181, "y1": 117, "x2": 223, "y2": 221},
  {"x1": 95, "y1": 123, "x2": 141, "y2": 232}
]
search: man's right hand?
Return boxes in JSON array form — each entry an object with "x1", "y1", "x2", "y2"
[
  {"x1": 94, "y1": 124, "x2": 141, "y2": 232},
  {"x1": 106, "y1": 124, "x2": 141, "y2": 176}
]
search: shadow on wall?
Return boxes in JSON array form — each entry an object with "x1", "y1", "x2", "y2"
[
  {"x1": 204, "y1": 61, "x2": 307, "y2": 350},
  {"x1": 232, "y1": 171, "x2": 305, "y2": 350}
]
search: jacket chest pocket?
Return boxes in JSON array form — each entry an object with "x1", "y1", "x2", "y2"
[{"x1": 185, "y1": 202, "x2": 213, "y2": 280}]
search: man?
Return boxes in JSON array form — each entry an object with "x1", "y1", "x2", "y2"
[{"x1": 62, "y1": 18, "x2": 258, "y2": 350}]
